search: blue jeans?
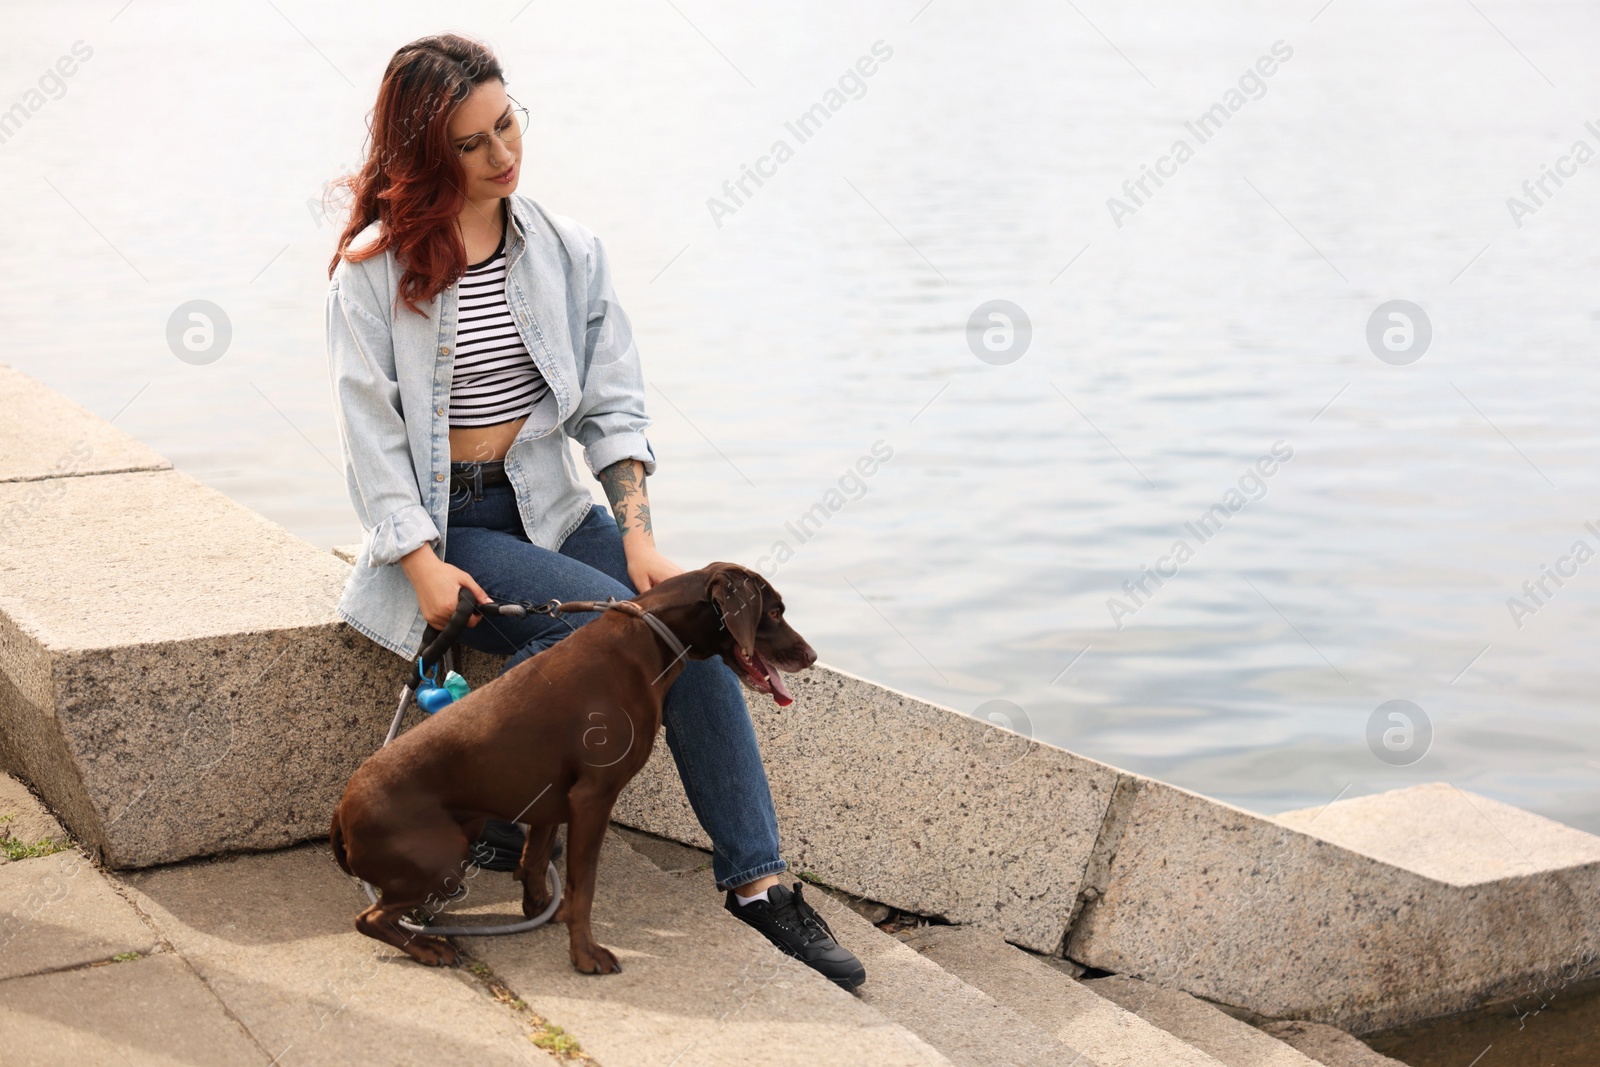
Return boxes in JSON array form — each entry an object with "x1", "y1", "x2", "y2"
[{"x1": 440, "y1": 464, "x2": 787, "y2": 891}]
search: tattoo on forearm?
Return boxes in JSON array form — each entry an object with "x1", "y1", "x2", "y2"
[{"x1": 598, "y1": 460, "x2": 650, "y2": 538}]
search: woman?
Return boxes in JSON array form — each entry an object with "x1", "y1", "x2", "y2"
[{"x1": 323, "y1": 33, "x2": 863, "y2": 989}]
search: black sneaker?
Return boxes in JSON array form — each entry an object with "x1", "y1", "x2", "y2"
[
  {"x1": 725, "y1": 881, "x2": 867, "y2": 990},
  {"x1": 469, "y1": 819, "x2": 562, "y2": 873}
]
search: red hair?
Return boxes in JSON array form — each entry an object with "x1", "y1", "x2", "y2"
[{"x1": 326, "y1": 33, "x2": 505, "y2": 317}]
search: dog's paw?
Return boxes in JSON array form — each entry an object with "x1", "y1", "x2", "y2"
[
  {"x1": 404, "y1": 936, "x2": 459, "y2": 968},
  {"x1": 522, "y1": 889, "x2": 553, "y2": 918},
  {"x1": 570, "y1": 942, "x2": 622, "y2": 975}
]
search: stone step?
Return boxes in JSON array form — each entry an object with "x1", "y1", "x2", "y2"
[
  {"x1": 117, "y1": 838, "x2": 563, "y2": 1065},
  {"x1": 1256, "y1": 1020, "x2": 1409, "y2": 1067},
  {"x1": 1081, "y1": 978, "x2": 1407, "y2": 1066},
  {"x1": 1081, "y1": 974, "x2": 1325, "y2": 1066},
  {"x1": 0, "y1": 847, "x2": 160, "y2": 983},
  {"x1": 0, "y1": 771, "x2": 69, "y2": 862},
  {"x1": 894, "y1": 921, "x2": 1404, "y2": 1067},
  {"x1": 0, "y1": 953, "x2": 271, "y2": 1066},
  {"x1": 0, "y1": 811, "x2": 274, "y2": 1065},
  {"x1": 794, "y1": 873, "x2": 1090, "y2": 1065},
  {"x1": 899, "y1": 924, "x2": 1231, "y2": 1067},
  {"x1": 612, "y1": 825, "x2": 1089, "y2": 1065},
  {"x1": 450, "y1": 827, "x2": 954, "y2": 1066}
]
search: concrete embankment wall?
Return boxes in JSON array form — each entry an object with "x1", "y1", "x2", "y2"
[{"x1": 2, "y1": 361, "x2": 1597, "y2": 1035}]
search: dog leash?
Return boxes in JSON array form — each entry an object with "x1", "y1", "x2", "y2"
[
  {"x1": 407, "y1": 592, "x2": 693, "y2": 723},
  {"x1": 458, "y1": 593, "x2": 690, "y2": 663},
  {"x1": 416, "y1": 590, "x2": 692, "y2": 698}
]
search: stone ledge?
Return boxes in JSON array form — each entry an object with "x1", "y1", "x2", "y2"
[
  {"x1": 0, "y1": 363, "x2": 170, "y2": 484},
  {"x1": 1273, "y1": 781, "x2": 1600, "y2": 885},
  {"x1": 446, "y1": 829, "x2": 946, "y2": 1066},
  {"x1": 0, "y1": 468, "x2": 406, "y2": 868},
  {"x1": 1065, "y1": 775, "x2": 1600, "y2": 1033}
]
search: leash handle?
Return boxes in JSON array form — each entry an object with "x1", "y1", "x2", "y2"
[
  {"x1": 417, "y1": 587, "x2": 481, "y2": 671},
  {"x1": 416, "y1": 592, "x2": 566, "y2": 672},
  {"x1": 416, "y1": 594, "x2": 637, "y2": 673}
]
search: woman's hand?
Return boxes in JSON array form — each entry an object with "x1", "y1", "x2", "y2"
[
  {"x1": 626, "y1": 543, "x2": 685, "y2": 594},
  {"x1": 399, "y1": 544, "x2": 492, "y2": 630}
]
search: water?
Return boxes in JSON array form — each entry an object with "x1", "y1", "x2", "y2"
[
  {"x1": 3, "y1": 0, "x2": 1600, "y2": 836},
  {"x1": 1368, "y1": 977, "x2": 1600, "y2": 1066}
]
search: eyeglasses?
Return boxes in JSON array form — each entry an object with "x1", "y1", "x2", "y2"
[{"x1": 455, "y1": 100, "x2": 529, "y2": 162}]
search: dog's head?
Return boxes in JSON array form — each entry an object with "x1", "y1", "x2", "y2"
[{"x1": 687, "y1": 563, "x2": 815, "y2": 706}]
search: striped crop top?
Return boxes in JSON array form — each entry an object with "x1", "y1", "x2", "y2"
[{"x1": 449, "y1": 228, "x2": 550, "y2": 427}]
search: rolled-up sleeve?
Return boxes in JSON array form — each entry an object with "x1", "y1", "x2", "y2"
[
  {"x1": 326, "y1": 270, "x2": 440, "y2": 566},
  {"x1": 562, "y1": 234, "x2": 658, "y2": 479}
]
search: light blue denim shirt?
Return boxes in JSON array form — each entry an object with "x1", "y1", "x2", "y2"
[{"x1": 326, "y1": 193, "x2": 656, "y2": 660}]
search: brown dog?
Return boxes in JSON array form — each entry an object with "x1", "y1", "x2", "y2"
[{"x1": 329, "y1": 562, "x2": 815, "y2": 971}]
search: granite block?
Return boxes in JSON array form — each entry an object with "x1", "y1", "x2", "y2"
[
  {"x1": 0, "y1": 363, "x2": 169, "y2": 485},
  {"x1": 610, "y1": 662, "x2": 1122, "y2": 953},
  {"x1": 0, "y1": 469, "x2": 408, "y2": 868},
  {"x1": 1066, "y1": 778, "x2": 1600, "y2": 1033}
]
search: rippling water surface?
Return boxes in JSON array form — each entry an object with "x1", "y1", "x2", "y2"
[{"x1": 4, "y1": 0, "x2": 1599, "y2": 831}]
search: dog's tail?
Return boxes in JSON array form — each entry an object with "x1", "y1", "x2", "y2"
[{"x1": 329, "y1": 809, "x2": 353, "y2": 877}]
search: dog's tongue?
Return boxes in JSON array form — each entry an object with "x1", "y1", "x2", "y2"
[{"x1": 751, "y1": 649, "x2": 793, "y2": 706}]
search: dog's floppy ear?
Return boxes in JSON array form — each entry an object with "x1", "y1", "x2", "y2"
[{"x1": 708, "y1": 567, "x2": 762, "y2": 655}]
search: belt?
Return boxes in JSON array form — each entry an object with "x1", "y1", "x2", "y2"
[{"x1": 449, "y1": 461, "x2": 509, "y2": 498}]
